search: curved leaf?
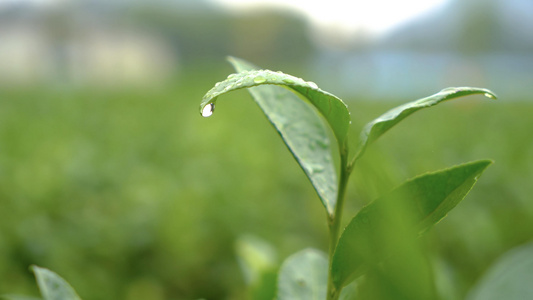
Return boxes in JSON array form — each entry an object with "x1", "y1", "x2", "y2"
[
  {"x1": 331, "y1": 160, "x2": 492, "y2": 288},
  {"x1": 31, "y1": 266, "x2": 82, "y2": 300},
  {"x1": 200, "y1": 58, "x2": 351, "y2": 149},
  {"x1": 200, "y1": 57, "x2": 349, "y2": 215},
  {"x1": 357, "y1": 87, "x2": 497, "y2": 157},
  {"x1": 277, "y1": 248, "x2": 328, "y2": 300},
  {"x1": 467, "y1": 241, "x2": 533, "y2": 300}
]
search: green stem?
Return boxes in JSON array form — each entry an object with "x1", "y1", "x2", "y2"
[
  {"x1": 326, "y1": 147, "x2": 351, "y2": 300},
  {"x1": 348, "y1": 144, "x2": 365, "y2": 171}
]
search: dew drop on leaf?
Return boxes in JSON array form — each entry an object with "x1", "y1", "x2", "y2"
[
  {"x1": 201, "y1": 103, "x2": 215, "y2": 117},
  {"x1": 282, "y1": 78, "x2": 295, "y2": 84},
  {"x1": 307, "y1": 81, "x2": 318, "y2": 89},
  {"x1": 253, "y1": 75, "x2": 266, "y2": 83},
  {"x1": 484, "y1": 93, "x2": 496, "y2": 99}
]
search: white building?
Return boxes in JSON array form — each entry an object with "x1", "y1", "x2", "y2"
[{"x1": 0, "y1": 6, "x2": 178, "y2": 88}]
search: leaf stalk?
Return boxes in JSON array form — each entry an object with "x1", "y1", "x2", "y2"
[{"x1": 327, "y1": 145, "x2": 351, "y2": 300}]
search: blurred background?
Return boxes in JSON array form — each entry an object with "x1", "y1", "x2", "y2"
[{"x1": 0, "y1": 0, "x2": 532, "y2": 299}]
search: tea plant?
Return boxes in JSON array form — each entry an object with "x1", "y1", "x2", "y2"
[{"x1": 199, "y1": 57, "x2": 496, "y2": 300}]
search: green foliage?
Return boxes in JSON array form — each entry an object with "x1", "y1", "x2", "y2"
[
  {"x1": 356, "y1": 88, "x2": 497, "y2": 158},
  {"x1": 332, "y1": 160, "x2": 492, "y2": 288},
  {"x1": 31, "y1": 266, "x2": 81, "y2": 300},
  {"x1": 200, "y1": 58, "x2": 351, "y2": 148},
  {"x1": 200, "y1": 57, "x2": 351, "y2": 215},
  {"x1": 6, "y1": 57, "x2": 533, "y2": 300},
  {"x1": 223, "y1": 57, "x2": 340, "y2": 215},
  {"x1": 199, "y1": 57, "x2": 498, "y2": 299},
  {"x1": 1, "y1": 266, "x2": 81, "y2": 300}
]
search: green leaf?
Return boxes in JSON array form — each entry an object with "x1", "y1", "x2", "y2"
[
  {"x1": 331, "y1": 160, "x2": 492, "y2": 288},
  {"x1": 276, "y1": 248, "x2": 328, "y2": 300},
  {"x1": 235, "y1": 234, "x2": 278, "y2": 285},
  {"x1": 357, "y1": 87, "x2": 497, "y2": 157},
  {"x1": 201, "y1": 57, "x2": 351, "y2": 149},
  {"x1": 200, "y1": 57, "x2": 350, "y2": 215},
  {"x1": 31, "y1": 266, "x2": 82, "y2": 300},
  {"x1": 467, "y1": 241, "x2": 533, "y2": 300},
  {"x1": 276, "y1": 249, "x2": 356, "y2": 300},
  {"x1": 235, "y1": 235, "x2": 278, "y2": 300}
]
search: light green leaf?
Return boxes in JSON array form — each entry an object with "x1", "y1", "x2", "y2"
[
  {"x1": 235, "y1": 234, "x2": 278, "y2": 286},
  {"x1": 276, "y1": 249, "x2": 356, "y2": 300},
  {"x1": 235, "y1": 234, "x2": 278, "y2": 300},
  {"x1": 276, "y1": 249, "x2": 328, "y2": 300},
  {"x1": 357, "y1": 87, "x2": 497, "y2": 157},
  {"x1": 200, "y1": 57, "x2": 350, "y2": 215},
  {"x1": 332, "y1": 160, "x2": 492, "y2": 288},
  {"x1": 467, "y1": 241, "x2": 533, "y2": 300},
  {"x1": 31, "y1": 266, "x2": 82, "y2": 300}
]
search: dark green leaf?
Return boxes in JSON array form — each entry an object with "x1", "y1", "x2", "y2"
[
  {"x1": 200, "y1": 57, "x2": 350, "y2": 215},
  {"x1": 467, "y1": 241, "x2": 533, "y2": 300},
  {"x1": 332, "y1": 160, "x2": 492, "y2": 288},
  {"x1": 357, "y1": 87, "x2": 497, "y2": 157},
  {"x1": 31, "y1": 266, "x2": 82, "y2": 300}
]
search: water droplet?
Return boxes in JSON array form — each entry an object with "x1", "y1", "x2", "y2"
[
  {"x1": 227, "y1": 73, "x2": 237, "y2": 79},
  {"x1": 282, "y1": 78, "x2": 295, "y2": 84},
  {"x1": 307, "y1": 81, "x2": 318, "y2": 89},
  {"x1": 484, "y1": 93, "x2": 496, "y2": 99},
  {"x1": 201, "y1": 103, "x2": 215, "y2": 117},
  {"x1": 253, "y1": 76, "x2": 266, "y2": 84}
]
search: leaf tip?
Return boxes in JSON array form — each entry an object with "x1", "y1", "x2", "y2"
[
  {"x1": 475, "y1": 159, "x2": 494, "y2": 170},
  {"x1": 29, "y1": 265, "x2": 40, "y2": 273},
  {"x1": 226, "y1": 55, "x2": 237, "y2": 64},
  {"x1": 483, "y1": 91, "x2": 498, "y2": 100}
]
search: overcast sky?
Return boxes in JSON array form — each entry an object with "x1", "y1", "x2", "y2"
[{"x1": 209, "y1": 0, "x2": 450, "y2": 36}]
